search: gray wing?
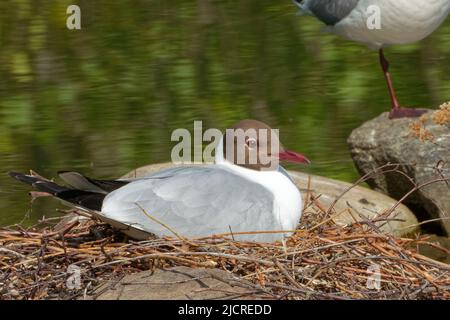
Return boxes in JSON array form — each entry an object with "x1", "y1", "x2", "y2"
[
  {"x1": 304, "y1": 0, "x2": 360, "y2": 25},
  {"x1": 101, "y1": 166, "x2": 282, "y2": 242}
]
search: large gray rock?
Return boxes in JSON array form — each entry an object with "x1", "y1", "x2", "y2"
[
  {"x1": 348, "y1": 111, "x2": 450, "y2": 235},
  {"x1": 121, "y1": 163, "x2": 418, "y2": 237},
  {"x1": 91, "y1": 266, "x2": 250, "y2": 300}
]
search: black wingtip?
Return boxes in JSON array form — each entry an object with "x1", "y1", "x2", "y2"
[
  {"x1": 8, "y1": 171, "x2": 41, "y2": 186},
  {"x1": 8, "y1": 170, "x2": 105, "y2": 211},
  {"x1": 8, "y1": 171, "x2": 27, "y2": 180}
]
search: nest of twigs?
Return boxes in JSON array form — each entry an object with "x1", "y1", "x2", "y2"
[{"x1": 1, "y1": 195, "x2": 449, "y2": 300}]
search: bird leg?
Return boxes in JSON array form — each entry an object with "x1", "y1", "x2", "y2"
[{"x1": 378, "y1": 49, "x2": 428, "y2": 119}]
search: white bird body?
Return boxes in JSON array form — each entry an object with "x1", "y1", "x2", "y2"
[
  {"x1": 334, "y1": 0, "x2": 450, "y2": 48},
  {"x1": 210, "y1": 138, "x2": 302, "y2": 233},
  {"x1": 298, "y1": 0, "x2": 450, "y2": 48},
  {"x1": 101, "y1": 137, "x2": 302, "y2": 242},
  {"x1": 215, "y1": 165, "x2": 302, "y2": 235}
]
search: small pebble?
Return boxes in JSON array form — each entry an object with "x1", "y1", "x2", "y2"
[{"x1": 10, "y1": 289, "x2": 20, "y2": 297}]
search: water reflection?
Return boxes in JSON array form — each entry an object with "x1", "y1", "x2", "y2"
[{"x1": 0, "y1": 1, "x2": 449, "y2": 225}]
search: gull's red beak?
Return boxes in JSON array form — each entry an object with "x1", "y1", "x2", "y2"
[{"x1": 277, "y1": 150, "x2": 311, "y2": 165}]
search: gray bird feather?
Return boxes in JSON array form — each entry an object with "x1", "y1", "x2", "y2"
[
  {"x1": 295, "y1": 0, "x2": 360, "y2": 25},
  {"x1": 101, "y1": 166, "x2": 288, "y2": 242}
]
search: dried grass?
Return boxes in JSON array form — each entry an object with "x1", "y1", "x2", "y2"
[
  {"x1": 1, "y1": 195, "x2": 449, "y2": 300},
  {"x1": 409, "y1": 101, "x2": 450, "y2": 143}
]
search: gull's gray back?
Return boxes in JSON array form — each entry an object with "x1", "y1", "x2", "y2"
[
  {"x1": 102, "y1": 166, "x2": 282, "y2": 242},
  {"x1": 303, "y1": 0, "x2": 360, "y2": 25}
]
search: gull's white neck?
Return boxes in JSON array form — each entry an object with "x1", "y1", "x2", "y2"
[{"x1": 214, "y1": 137, "x2": 302, "y2": 231}]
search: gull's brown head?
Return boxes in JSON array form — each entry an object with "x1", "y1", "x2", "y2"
[{"x1": 222, "y1": 119, "x2": 310, "y2": 171}]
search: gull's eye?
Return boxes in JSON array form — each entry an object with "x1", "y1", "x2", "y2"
[{"x1": 246, "y1": 138, "x2": 257, "y2": 149}]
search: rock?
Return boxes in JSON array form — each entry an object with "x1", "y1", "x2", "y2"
[
  {"x1": 414, "y1": 235, "x2": 450, "y2": 264},
  {"x1": 91, "y1": 266, "x2": 250, "y2": 300},
  {"x1": 288, "y1": 171, "x2": 418, "y2": 236},
  {"x1": 348, "y1": 111, "x2": 450, "y2": 235},
  {"x1": 121, "y1": 163, "x2": 419, "y2": 237}
]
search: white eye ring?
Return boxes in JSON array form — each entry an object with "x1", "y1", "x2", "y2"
[{"x1": 246, "y1": 138, "x2": 257, "y2": 149}]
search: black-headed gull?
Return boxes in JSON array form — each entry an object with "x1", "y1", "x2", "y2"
[
  {"x1": 9, "y1": 120, "x2": 310, "y2": 242},
  {"x1": 294, "y1": 0, "x2": 450, "y2": 119}
]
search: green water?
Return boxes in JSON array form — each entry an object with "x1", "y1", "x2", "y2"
[{"x1": 0, "y1": 1, "x2": 449, "y2": 226}]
